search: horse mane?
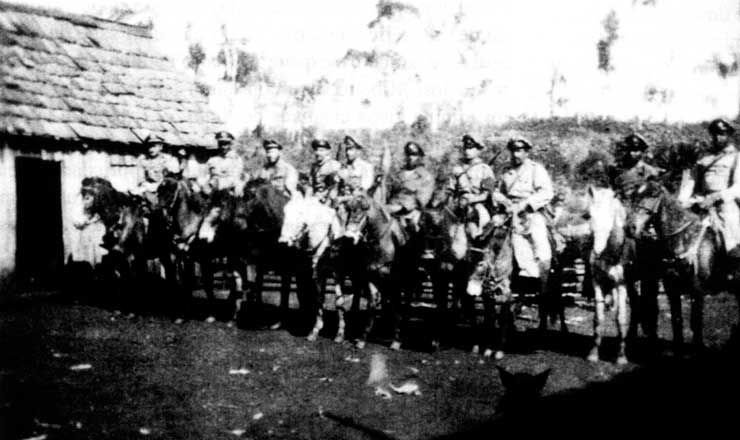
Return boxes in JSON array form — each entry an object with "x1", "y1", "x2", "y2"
[{"x1": 81, "y1": 177, "x2": 129, "y2": 226}]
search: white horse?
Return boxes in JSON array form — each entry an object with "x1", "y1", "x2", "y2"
[
  {"x1": 585, "y1": 186, "x2": 631, "y2": 365},
  {"x1": 279, "y1": 195, "x2": 343, "y2": 342}
]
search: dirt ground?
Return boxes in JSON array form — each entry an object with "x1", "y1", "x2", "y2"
[{"x1": 1, "y1": 289, "x2": 738, "y2": 440}]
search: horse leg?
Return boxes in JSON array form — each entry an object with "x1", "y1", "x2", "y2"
[
  {"x1": 356, "y1": 281, "x2": 380, "y2": 349},
  {"x1": 334, "y1": 280, "x2": 346, "y2": 343},
  {"x1": 663, "y1": 274, "x2": 685, "y2": 354},
  {"x1": 690, "y1": 291, "x2": 705, "y2": 351},
  {"x1": 588, "y1": 281, "x2": 605, "y2": 363},
  {"x1": 640, "y1": 272, "x2": 660, "y2": 349},
  {"x1": 615, "y1": 283, "x2": 630, "y2": 365},
  {"x1": 306, "y1": 265, "x2": 325, "y2": 342},
  {"x1": 430, "y1": 268, "x2": 450, "y2": 350},
  {"x1": 481, "y1": 293, "x2": 496, "y2": 358},
  {"x1": 537, "y1": 262, "x2": 551, "y2": 335}
]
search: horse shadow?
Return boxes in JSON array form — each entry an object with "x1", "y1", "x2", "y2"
[{"x1": 435, "y1": 337, "x2": 740, "y2": 438}]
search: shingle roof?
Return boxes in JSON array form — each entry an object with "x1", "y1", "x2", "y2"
[{"x1": 0, "y1": 1, "x2": 223, "y2": 149}]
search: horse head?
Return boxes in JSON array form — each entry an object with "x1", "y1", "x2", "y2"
[
  {"x1": 279, "y1": 195, "x2": 340, "y2": 252},
  {"x1": 466, "y1": 212, "x2": 513, "y2": 297},
  {"x1": 586, "y1": 186, "x2": 626, "y2": 258},
  {"x1": 627, "y1": 179, "x2": 665, "y2": 240},
  {"x1": 279, "y1": 195, "x2": 311, "y2": 247},
  {"x1": 344, "y1": 194, "x2": 378, "y2": 244}
]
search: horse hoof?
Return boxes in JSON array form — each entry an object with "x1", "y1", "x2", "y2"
[
  {"x1": 471, "y1": 345, "x2": 480, "y2": 355},
  {"x1": 174, "y1": 318, "x2": 184, "y2": 325},
  {"x1": 356, "y1": 340, "x2": 366, "y2": 350},
  {"x1": 431, "y1": 340, "x2": 440, "y2": 352},
  {"x1": 334, "y1": 335, "x2": 345, "y2": 344},
  {"x1": 483, "y1": 349, "x2": 493, "y2": 358},
  {"x1": 494, "y1": 350, "x2": 505, "y2": 360},
  {"x1": 269, "y1": 321, "x2": 284, "y2": 331},
  {"x1": 616, "y1": 355, "x2": 628, "y2": 365},
  {"x1": 390, "y1": 341, "x2": 401, "y2": 351},
  {"x1": 587, "y1": 352, "x2": 599, "y2": 363},
  {"x1": 126, "y1": 313, "x2": 136, "y2": 319},
  {"x1": 306, "y1": 332, "x2": 318, "y2": 342},
  {"x1": 205, "y1": 316, "x2": 216, "y2": 323}
]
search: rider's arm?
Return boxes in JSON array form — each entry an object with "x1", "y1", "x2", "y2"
[
  {"x1": 677, "y1": 168, "x2": 696, "y2": 206},
  {"x1": 719, "y1": 153, "x2": 740, "y2": 201},
  {"x1": 360, "y1": 161, "x2": 375, "y2": 191},
  {"x1": 284, "y1": 164, "x2": 299, "y2": 197},
  {"x1": 525, "y1": 163, "x2": 554, "y2": 211}
]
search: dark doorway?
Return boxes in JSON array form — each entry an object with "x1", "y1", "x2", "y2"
[{"x1": 15, "y1": 157, "x2": 64, "y2": 291}]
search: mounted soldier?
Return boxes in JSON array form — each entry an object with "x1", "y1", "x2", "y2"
[
  {"x1": 198, "y1": 131, "x2": 246, "y2": 242},
  {"x1": 339, "y1": 135, "x2": 375, "y2": 196},
  {"x1": 449, "y1": 134, "x2": 495, "y2": 239},
  {"x1": 492, "y1": 137, "x2": 554, "y2": 279},
  {"x1": 613, "y1": 133, "x2": 662, "y2": 202},
  {"x1": 206, "y1": 131, "x2": 246, "y2": 197},
  {"x1": 612, "y1": 133, "x2": 662, "y2": 345},
  {"x1": 388, "y1": 141, "x2": 435, "y2": 234},
  {"x1": 308, "y1": 139, "x2": 342, "y2": 204},
  {"x1": 678, "y1": 118, "x2": 740, "y2": 259},
  {"x1": 254, "y1": 139, "x2": 299, "y2": 198},
  {"x1": 132, "y1": 134, "x2": 180, "y2": 205}
]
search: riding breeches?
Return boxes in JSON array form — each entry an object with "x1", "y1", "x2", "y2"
[
  {"x1": 511, "y1": 212, "x2": 551, "y2": 278},
  {"x1": 709, "y1": 201, "x2": 740, "y2": 252}
]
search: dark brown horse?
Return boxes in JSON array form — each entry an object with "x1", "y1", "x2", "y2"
[
  {"x1": 465, "y1": 211, "x2": 515, "y2": 359},
  {"x1": 81, "y1": 177, "x2": 176, "y2": 309},
  {"x1": 629, "y1": 180, "x2": 740, "y2": 353},
  {"x1": 343, "y1": 192, "x2": 407, "y2": 349},
  {"x1": 419, "y1": 185, "x2": 476, "y2": 349}
]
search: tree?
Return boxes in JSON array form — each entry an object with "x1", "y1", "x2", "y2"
[
  {"x1": 597, "y1": 10, "x2": 619, "y2": 73},
  {"x1": 186, "y1": 43, "x2": 206, "y2": 75}
]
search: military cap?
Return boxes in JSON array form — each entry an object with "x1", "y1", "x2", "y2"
[
  {"x1": 262, "y1": 139, "x2": 283, "y2": 150},
  {"x1": 311, "y1": 139, "x2": 332, "y2": 150},
  {"x1": 623, "y1": 133, "x2": 649, "y2": 151},
  {"x1": 343, "y1": 135, "x2": 363, "y2": 150},
  {"x1": 462, "y1": 134, "x2": 484, "y2": 149},
  {"x1": 144, "y1": 133, "x2": 165, "y2": 145},
  {"x1": 708, "y1": 118, "x2": 736, "y2": 136},
  {"x1": 215, "y1": 131, "x2": 235, "y2": 142},
  {"x1": 506, "y1": 137, "x2": 533, "y2": 151},
  {"x1": 404, "y1": 141, "x2": 425, "y2": 157}
]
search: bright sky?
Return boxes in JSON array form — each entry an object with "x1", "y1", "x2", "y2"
[{"x1": 10, "y1": 0, "x2": 740, "y2": 128}]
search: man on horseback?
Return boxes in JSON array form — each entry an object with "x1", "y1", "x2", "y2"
[
  {"x1": 206, "y1": 131, "x2": 246, "y2": 197},
  {"x1": 612, "y1": 133, "x2": 663, "y2": 344},
  {"x1": 308, "y1": 139, "x2": 342, "y2": 204},
  {"x1": 339, "y1": 136, "x2": 375, "y2": 195},
  {"x1": 198, "y1": 131, "x2": 246, "y2": 243},
  {"x1": 132, "y1": 134, "x2": 181, "y2": 205},
  {"x1": 388, "y1": 141, "x2": 435, "y2": 234},
  {"x1": 493, "y1": 137, "x2": 554, "y2": 279},
  {"x1": 255, "y1": 139, "x2": 299, "y2": 198},
  {"x1": 449, "y1": 134, "x2": 495, "y2": 239},
  {"x1": 678, "y1": 118, "x2": 740, "y2": 258}
]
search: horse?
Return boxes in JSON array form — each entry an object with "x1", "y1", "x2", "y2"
[
  {"x1": 278, "y1": 195, "x2": 343, "y2": 341},
  {"x1": 80, "y1": 177, "x2": 164, "y2": 310},
  {"x1": 465, "y1": 211, "x2": 515, "y2": 359},
  {"x1": 585, "y1": 186, "x2": 631, "y2": 364},
  {"x1": 238, "y1": 179, "x2": 294, "y2": 327},
  {"x1": 629, "y1": 180, "x2": 740, "y2": 353},
  {"x1": 343, "y1": 192, "x2": 407, "y2": 350},
  {"x1": 419, "y1": 185, "x2": 476, "y2": 349}
]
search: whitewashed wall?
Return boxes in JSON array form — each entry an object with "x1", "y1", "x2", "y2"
[
  {"x1": 0, "y1": 142, "x2": 144, "y2": 289},
  {"x1": 0, "y1": 143, "x2": 17, "y2": 287}
]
